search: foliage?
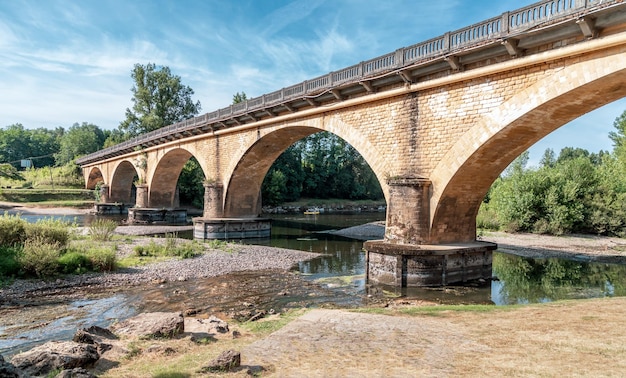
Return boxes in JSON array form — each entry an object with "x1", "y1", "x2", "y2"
[
  {"x1": 0, "y1": 245, "x2": 21, "y2": 277},
  {"x1": 0, "y1": 124, "x2": 60, "y2": 168},
  {"x1": 0, "y1": 164, "x2": 84, "y2": 189},
  {"x1": 0, "y1": 213, "x2": 27, "y2": 246},
  {"x1": 24, "y1": 218, "x2": 71, "y2": 247},
  {"x1": 177, "y1": 157, "x2": 205, "y2": 208},
  {"x1": 88, "y1": 218, "x2": 118, "y2": 241},
  {"x1": 119, "y1": 63, "x2": 201, "y2": 136},
  {"x1": 480, "y1": 112, "x2": 626, "y2": 236},
  {"x1": 58, "y1": 251, "x2": 92, "y2": 274},
  {"x1": 0, "y1": 163, "x2": 24, "y2": 181},
  {"x1": 232, "y1": 91, "x2": 247, "y2": 104},
  {"x1": 261, "y1": 132, "x2": 383, "y2": 205},
  {"x1": 19, "y1": 237, "x2": 61, "y2": 278},
  {"x1": 55, "y1": 122, "x2": 107, "y2": 165},
  {"x1": 133, "y1": 234, "x2": 203, "y2": 259}
]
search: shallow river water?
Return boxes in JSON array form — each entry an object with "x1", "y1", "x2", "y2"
[{"x1": 2, "y1": 210, "x2": 626, "y2": 356}]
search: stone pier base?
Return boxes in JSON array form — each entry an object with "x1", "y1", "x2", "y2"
[
  {"x1": 363, "y1": 240, "x2": 496, "y2": 287},
  {"x1": 193, "y1": 218, "x2": 271, "y2": 239},
  {"x1": 128, "y1": 208, "x2": 188, "y2": 224},
  {"x1": 94, "y1": 203, "x2": 128, "y2": 215}
]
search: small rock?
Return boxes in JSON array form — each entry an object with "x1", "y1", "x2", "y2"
[
  {"x1": 232, "y1": 330, "x2": 241, "y2": 339},
  {"x1": 199, "y1": 350, "x2": 241, "y2": 373}
]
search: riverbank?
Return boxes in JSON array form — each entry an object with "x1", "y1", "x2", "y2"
[{"x1": 3, "y1": 202, "x2": 626, "y2": 376}]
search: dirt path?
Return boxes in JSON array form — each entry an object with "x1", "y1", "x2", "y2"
[{"x1": 242, "y1": 298, "x2": 626, "y2": 377}]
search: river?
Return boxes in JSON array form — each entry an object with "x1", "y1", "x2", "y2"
[{"x1": 2, "y1": 210, "x2": 626, "y2": 356}]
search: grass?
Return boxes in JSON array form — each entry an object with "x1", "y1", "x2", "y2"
[{"x1": 352, "y1": 303, "x2": 520, "y2": 317}]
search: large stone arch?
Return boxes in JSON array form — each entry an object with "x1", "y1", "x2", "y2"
[
  {"x1": 109, "y1": 160, "x2": 138, "y2": 203},
  {"x1": 86, "y1": 167, "x2": 104, "y2": 190},
  {"x1": 222, "y1": 117, "x2": 391, "y2": 217},
  {"x1": 429, "y1": 50, "x2": 626, "y2": 243},
  {"x1": 149, "y1": 148, "x2": 200, "y2": 208}
]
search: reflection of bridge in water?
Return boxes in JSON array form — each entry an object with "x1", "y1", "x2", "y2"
[{"x1": 77, "y1": 0, "x2": 626, "y2": 286}]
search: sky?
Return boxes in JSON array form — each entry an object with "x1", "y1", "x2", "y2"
[{"x1": 1, "y1": 0, "x2": 625, "y2": 167}]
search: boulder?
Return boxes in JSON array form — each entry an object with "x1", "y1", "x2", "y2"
[
  {"x1": 0, "y1": 354, "x2": 21, "y2": 378},
  {"x1": 110, "y1": 312, "x2": 184, "y2": 338},
  {"x1": 10, "y1": 341, "x2": 98, "y2": 377},
  {"x1": 73, "y1": 325, "x2": 117, "y2": 354},
  {"x1": 199, "y1": 350, "x2": 241, "y2": 373}
]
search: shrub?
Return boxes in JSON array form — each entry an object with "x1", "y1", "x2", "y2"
[
  {"x1": 0, "y1": 245, "x2": 21, "y2": 277},
  {"x1": 88, "y1": 218, "x2": 118, "y2": 241},
  {"x1": 19, "y1": 237, "x2": 61, "y2": 277},
  {"x1": 0, "y1": 213, "x2": 27, "y2": 246},
  {"x1": 25, "y1": 218, "x2": 71, "y2": 247},
  {"x1": 86, "y1": 248, "x2": 116, "y2": 272},
  {"x1": 58, "y1": 252, "x2": 92, "y2": 274}
]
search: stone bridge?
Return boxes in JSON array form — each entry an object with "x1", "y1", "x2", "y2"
[{"x1": 77, "y1": 0, "x2": 626, "y2": 286}]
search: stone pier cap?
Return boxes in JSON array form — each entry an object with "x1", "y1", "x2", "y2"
[{"x1": 363, "y1": 240, "x2": 498, "y2": 255}]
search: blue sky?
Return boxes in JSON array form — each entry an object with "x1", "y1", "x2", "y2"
[{"x1": 1, "y1": 0, "x2": 625, "y2": 167}]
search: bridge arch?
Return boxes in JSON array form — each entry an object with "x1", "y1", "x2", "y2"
[
  {"x1": 429, "y1": 50, "x2": 626, "y2": 243},
  {"x1": 86, "y1": 167, "x2": 104, "y2": 190},
  {"x1": 222, "y1": 117, "x2": 391, "y2": 217},
  {"x1": 148, "y1": 147, "x2": 205, "y2": 208},
  {"x1": 109, "y1": 160, "x2": 139, "y2": 204}
]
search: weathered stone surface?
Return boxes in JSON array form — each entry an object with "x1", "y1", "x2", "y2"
[
  {"x1": 199, "y1": 350, "x2": 241, "y2": 373},
  {"x1": 55, "y1": 367, "x2": 96, "y2": 378},
  {"x1": 111, "y1": 312, "x2": 184, "y2": 338},
  {"x1": 73, "y1": 325, "x2": 117, "y2": 354},
  {"x1": 0, "y1": 354, "x2": 21, "y2": 378},
  {"x1": 10, "y1": 341, "x2": 99, "y2": 377}
]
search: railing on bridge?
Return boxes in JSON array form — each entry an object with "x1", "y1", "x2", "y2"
[{"x1": 76, "y1": 0, "x2": 619, "y2": 165}]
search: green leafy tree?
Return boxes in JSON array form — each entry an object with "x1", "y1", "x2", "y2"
[
  {"x1": 55, "y1": 122, "x2": 106, "y2": 165},
  {"x1": 0, "y1": 124, "x2": 60, "y2": 168},
  {"x1": 119, "y1": 63, "x2": 201, "y2": 136},
  {"x1": 232, "y1": 92, "x2": 247, "y2": 104}
]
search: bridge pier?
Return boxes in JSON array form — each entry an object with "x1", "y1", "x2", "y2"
[
  {"x1": 363, "y1": 177, "x2": 496, "y2": 287},
  {"x1": 193, "y1": 182, "x2": 271, "y2": 239}
]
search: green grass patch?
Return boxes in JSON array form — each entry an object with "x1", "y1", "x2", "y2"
[
  {"x1": 352, "y1": 303, "x2": 518, "y2": 317},
  {"x1": 238, "y1": 309, "x2": 306, "y2": 336}
]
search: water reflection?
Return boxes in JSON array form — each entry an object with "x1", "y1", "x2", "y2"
[{"x1": 492, "y1": 252, "x2": 626, "y2": 304}]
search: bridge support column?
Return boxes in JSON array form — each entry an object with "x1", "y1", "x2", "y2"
[
  {"x1": 192, "y1": 182, "x2": 271, "y2": 240},
  {"x1": 99, "y1": 184, "x2": 110, "y2": 203},
  {"x1": 135, "y1": 184, "x2": 148, "y2": 208},
  {"x1": 203, "y1": 183, "x2": 224, "y2": 218},
  {"x1": 364, "y1": 177, "x2": 496, "y2": 287}
]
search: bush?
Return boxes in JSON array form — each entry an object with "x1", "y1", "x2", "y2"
[
  {"x1": 25, "y1": 218, "x2": 71, "y2": 247},
  {"x1": 0, "y1": 245, "x2": 21, "y2": 277},
  {"x1": 86, "y1": 248, "x2": 116, "y2": 271},
  {"x1": 19, "y1": 237, "x2": 61, "y2": 277},
  {"x1": 58, "y1": 252, "x2": 92, "y2": 274},
  {"x1": 88, "y1": 218, "x2": 118, "y2": 241},
  {"x1": 0, "y1": 213, "x2": 27, "y2": 246}
]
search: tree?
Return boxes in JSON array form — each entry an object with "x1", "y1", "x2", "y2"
[
  {"x1": 119, "y1": 63, "x2": 201, "y2": 136},
  {"x1": 232, "y1": 92, "x2": 247, "y2": 104},
  {"x1": 0, "y1": 124, "x2": 59, "y2": 168},
  {"x1": 55, "y1": 122, "x2": 106, "y2": 165}
]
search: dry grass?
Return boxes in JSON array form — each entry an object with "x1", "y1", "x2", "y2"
[{"x1": 97, "y1": 297, "x2": 626, "y2": 377}]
